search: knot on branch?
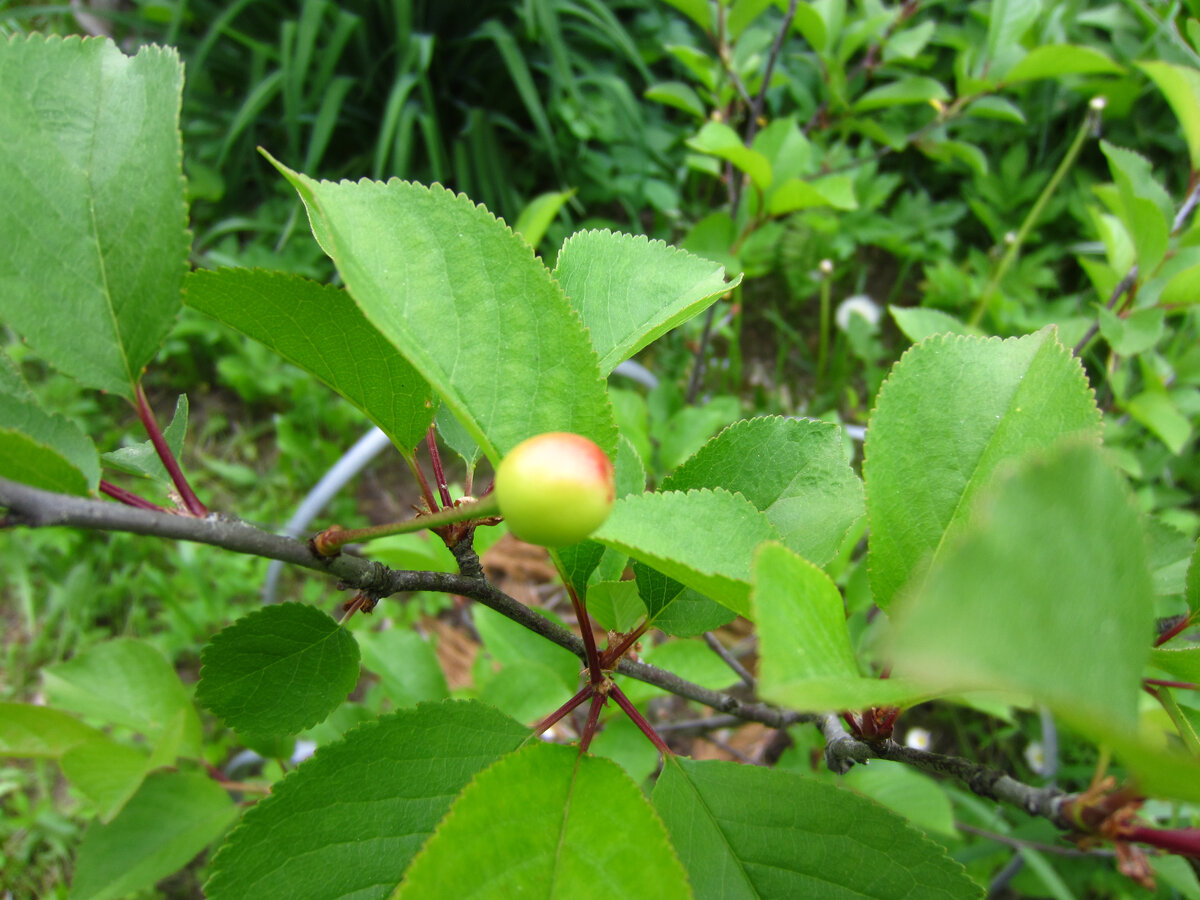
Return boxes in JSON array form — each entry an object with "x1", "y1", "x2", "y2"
[{"x1": 451, "y1": 534, "x2": 485, "y2": 580}]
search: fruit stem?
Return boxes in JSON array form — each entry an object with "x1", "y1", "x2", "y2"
[
  {"x1": 425, "y1": 426, "x2": 453, "y2": 509},
  {"x1": 578, "y1": 690, "x2": 608, "y2": 754},
  {"x1": 134, "y1": 383, "x2": 207, "y2": 517},
  {"x1": 405, "y1": 453, "x2": 441, "y2": 513},
  {"x1": 531, "y1": 685, "x2": 593, "y2": 738},
  {"x1": 99, "y1": 480, "x2": 167, "y2": 512},
  {"x1": 610, "y1": 684, "x2": 671, "y2": 756},
  {"x1": 554, "y1": 564, "x2": 604, "y2": 686},
  {"x1": 313, "y1": 494, "x2": 501, "y2": 555}
]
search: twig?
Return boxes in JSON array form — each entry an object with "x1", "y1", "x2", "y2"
[
  {"x1": 655, "y1": 714, "x2": 743, "y2": 734},
  {"x1": 1072, "y1": 266, "x2": 1139, "y2": 357},
  {"x1": 703, "y1": 631, "x2": 755, "y2": 687},
  {"x1": 745, "y1": 0, "x2": 798, "y2": 147}
]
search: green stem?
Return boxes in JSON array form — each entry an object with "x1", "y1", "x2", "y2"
[
  {"x1": 1149, "y1": 687, "x2": 1200, "y2": 756},
  {"x1": 969, "y1": 104, "x2": 1099, "y2": 327},
  {"x1": 816, "y1": 261, "x2": 833, "y2": 391},
  {"x1": 323, "y1": 493, "x2": 500, "y2": 549}
]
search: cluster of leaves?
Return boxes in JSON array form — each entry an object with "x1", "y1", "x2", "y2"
[{"x1": 3, "y1": 1, "x2": 1200, "y2": 897}]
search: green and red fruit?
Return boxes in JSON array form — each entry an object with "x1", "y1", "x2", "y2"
[{"x1": 494, "y1": 432, "x2": 615, "y2": 547}]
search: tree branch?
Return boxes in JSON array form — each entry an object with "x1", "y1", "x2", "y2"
[{"x1": 3, "y1": 475, "x2": 1192, "y2": 859}]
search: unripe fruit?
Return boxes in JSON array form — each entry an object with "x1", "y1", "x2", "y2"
[{"x1": 494, "y1": 432, "x2": 615, "y2": 547}]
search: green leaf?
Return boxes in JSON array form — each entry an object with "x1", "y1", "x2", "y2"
[
  {"x1": 70, "y1": 771, "x2": 238, "y2": 900},
  {"x1": 634, "y1": 560, "x2": 687, "y2": 620},
  {"x1": 557, "y1": 540, "x2": 608, "y2": 600},
  {"x1": 652, "y1": 757, "x2": 982, "y2": 899},
  {"x1": 964, "y1": 96, "x2": 1027, "y2": 123},
  {"x1": 0, "y1": 703, "x2": 103, "y2": 758},
  {"x1": 1188, "y1": 538, "x2": 1200, "y2": 614},
  {"x1": 0, "y1": 392, "x2": 99, "y2": 495},
  {"x1": 1151, "y1": 648, "x2": 1200, "y2": 683},
  {"x1": 641, "y1": 638, "x2": 741, "y2": 692},
  {"x1": 102, "y1": 394, "x2": 188, "y2": 482},
  {"x1": 264, "y1": 153, "x2": 616, "y2": 462},
  {"x1": 884, "y1": 19, "x2": 936, "y2": 61},
  {"x1": 473, "y1": 604, "x2": 579, "y2": 693},
  {"x1": 1003, "y1": 45, "x2": 1123, "y2": 83},
  {"x1": 789, "y1": 1, "x2": 827, "y2": 50},
  {"x1": 633, "y1": 562, "x2": 736, "y2": 637},
  {"x1": 663, "y1": 417, "x2": 864, "y2": 567},
  {"x1": 553, "y1": 230, "x2": 739, "y2": 375},
  {"x1": 682, "y1": 212, "x2": 740, "y2": 273},
  {"x1": 841, "y1": 762, "x2": 958, "y2": 841},
  {"x1": 1100, "y1": 142, "x2": 1172, "y2": 274},
  {"x1": 656, "y1": 592, "x2": 736, "y2": 637},
  {"x1": 434, "y1": 403, "x2": 482, "y2": 468},
  {"x1": 1139, "y1": 61, "x2": 1200, "y2": 171},
  {"x1": 661, "y1": 0, "x2": 712, "y2": 30},
  {"x1": 645, "y1": 81, "x2": 706, "y2": 118},
  {"x1": 889, "y1": 306, "x2": 984, "y2": 342},
  {"x1": 477, "y1": 662, "x2": 574, "y2": 724},
  {"x1": 658, "y1": 395, "x2": 742, "y2": 472},
  {"x1": 752, "y1": 117, "x2": 812, "y2": 185},
  {"x1": 586, "y1": 580, "x2": 646, "y2": 632},
  {"x1": 1096, "y1": 305, "x2": 1165, "y2": 355},
  {"x1": 686, "y1": 121, "x2": 773, "y2": 192},
  {"x1": 864, "y1": 328, "x2": 1102, "y2": 609},
  {"x1": 1127, "y1": 390, "x2": 1193, "y2": 455},
  {"x1": 754, "y1": 543, "x2": 930, "y2": 711},
  {"x1": 394, "y1": 742, "x2": 691, "y2": 899},
  {"x1": 185, "y1": 269, "x2": 434, "y2": 454},
  {"x1": 513, "y1": 189, "x2": 576, "y2": 250},
  {"x1": 595, "y1": 488, "x2": 780, "y2": 618},
  {"x1": 982, "y1": 0, "x2": 1040, "y2": 79},
  {"x1": 61, "y1": 736, "x2": 157, "y2": 823},
  {"x1": 853, "y1": 76, "x2": 949, "y2": 112},
  {"x1": 890, "y1": 442, "x2": 1154, "y2": 731},
  {"x1": 196, "y1": 603, "x2": 361, "y2": 737},
  {"x1": 0, "y1": 35, "x2": 188, "y2": 400},
  {"x1": 767, "y1": 175, "x2": 857, "y2": 214},
  {"x1": 42, "y1": 638, "x2": 202, "y2": 757},
  {"x1": 1160, "y1": 258, "x2": 1200, "y2": 307},
  {"x1": 206, "y1": 701, "x2": 529, "y2": 900},
  {"x1": 357, "y1": 628, "x2": 449, "y2": 709}
]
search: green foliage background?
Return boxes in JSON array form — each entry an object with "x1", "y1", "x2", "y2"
[{"x1": 2, "y1": 0, "x2": 1200, "y2": 897}]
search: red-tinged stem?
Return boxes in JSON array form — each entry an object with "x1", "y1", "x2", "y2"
[
  {"x1": 1144, "y1": 678, "x2": 1199, "y2": 690},
  {"x1": 99, "y1": 480, "x2": 166, "y2": 512},
  {"x1": 563, "y1": 579, "x2": 603, "y2": 686},
  {"x1": 610, "y1": 684, "x2": 671, "y2": 756},
  {"x1": 426, "y1": 427, "x2": 453, "y2": 510},
  {"x1": 531, "y1": 685, "x2": 593, "y2": 738},
  {"x1": 405, "y1": 454, "x2": 440, "y2": 513},
  {"x1": 1124, "y1": 825, "x2": 1200, "y2": 858},
  {"x1": 578, "y1": 690, "x2": 608, "y2": 754},
  {"x1": 134, "y1": 384, "x2": 207, "y2": 517},
  {"x1": 1156, "y1": 615, "x2": 1194, "y2": 647}
]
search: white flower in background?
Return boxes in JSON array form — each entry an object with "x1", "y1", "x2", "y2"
[
  {"x1": 835, "y1": 294, "x2": 882, "y2": 332},
  {"x1": 904, "y1": 727, "x2": 932, "y2": 751},
  {"x1": 1024, "y1": 741, "x2": 1048, "y2": 776}
]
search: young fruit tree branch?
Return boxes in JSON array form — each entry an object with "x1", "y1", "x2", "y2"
[{"x1": 3, "y1": 475, "x2": 1196, "y2": 862}]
